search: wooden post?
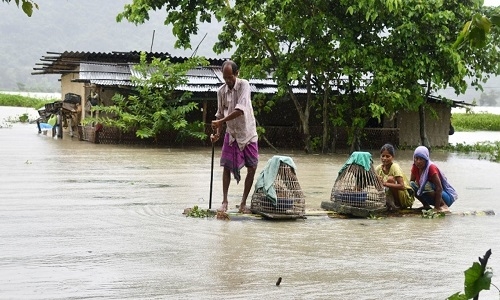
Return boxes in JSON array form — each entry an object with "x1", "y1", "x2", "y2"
[
  {"x1": 57, "y1": 109, "x2": 63, "y2": 139},
  {"x1": 203, "y1": 99, "x2": 208, "y2": 123}
]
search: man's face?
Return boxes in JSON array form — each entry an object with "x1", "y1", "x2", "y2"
[{"x1": 222, "y1": 65, "x2": 237, "y2": 89}]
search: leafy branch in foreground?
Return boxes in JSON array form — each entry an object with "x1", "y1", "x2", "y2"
[
  {"x1": 448, "y1": 249, "x2": 497, "y2": 300},
  {"x1": 1, "y1": 0, "x2": 38, "y2": 17}
]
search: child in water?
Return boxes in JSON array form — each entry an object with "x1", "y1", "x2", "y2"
[
  {"x1": 375, "y1": 144, "x2": 414, "y2": 210},
  {"x1": 410, "y1": 146, "x2": 458, "y2": 213}
]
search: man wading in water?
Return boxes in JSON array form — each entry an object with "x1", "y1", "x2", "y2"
[{"x1": 211, "y1": 60, "x2": 259, "y2": 214}]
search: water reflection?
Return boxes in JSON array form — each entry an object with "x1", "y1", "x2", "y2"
[{"x1": 1, "y1": 107, "x2": 500, "y2": 299}]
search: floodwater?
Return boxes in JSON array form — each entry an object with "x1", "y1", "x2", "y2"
[{"x1": 1, "y1": 106, "x2": 500, "y2": 300}]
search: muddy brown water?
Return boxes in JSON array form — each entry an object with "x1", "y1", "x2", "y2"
[{"x1": 2, "y1": 107, "x2": 500, "y2": 299}]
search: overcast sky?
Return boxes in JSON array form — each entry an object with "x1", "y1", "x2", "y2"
[{"x1": 484, "y1": 0, "x2": 500, "y2": 6}]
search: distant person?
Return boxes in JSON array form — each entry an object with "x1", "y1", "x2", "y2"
[
  {"x1": 51, "y1": 113, "x2": 61, "y2": 138},
  {"x1": 375, "y1": 143, "x2": 414, "y2": 211},
  {"x1": 410, "y1": 146, "x2": 458, "y2": 213},
  {"x1": 210, "y1": 60, "x2": 258, "y2": 214},
  {"x1": 36, "y1": 118, "x2": 52, "y2": 135}
]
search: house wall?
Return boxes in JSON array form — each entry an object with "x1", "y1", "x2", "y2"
[
  {"x1": 61, "y1": 73, "x2": 85, "y2": 101},
  {"x1": 398, "y1": 103, "x2": 451, "y2": 148}
]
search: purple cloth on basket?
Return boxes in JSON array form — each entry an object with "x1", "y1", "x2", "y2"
[{"x1": 220, "y1": 132, "x2": 258, "y2": 183}]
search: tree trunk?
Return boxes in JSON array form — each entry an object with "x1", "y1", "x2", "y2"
[
  {"x1": 331, "y1": 126, "x2": 337, "y2": 153},
  {"x1": 288, "y1": 68, "x2": 313, "y2": 153},
  {"x1": 418, "y1": 104, "x2": 431, "y2": 149},
  {"x1": 419, "y1": 82, "x2": 433, "y2": 149},
  {"x1": 347, "y1": 75, "x2": 361, "y2": 153},
  {"x1": 321, "y1": 84, "x2": 329, "y2": 154},
  {"x1": 288, "y1": 89, "x2": 311, "y2": 153}
]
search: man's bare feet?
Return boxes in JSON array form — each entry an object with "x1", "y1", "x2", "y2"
[
  {"x1": 238, "y1": 204, "x2": 252, "y2": 214},
  {"x1": 218, "y1": 202, "x2": 228, "y2": 212}
]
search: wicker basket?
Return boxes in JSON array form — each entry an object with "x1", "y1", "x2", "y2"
[
  {"x1": 331, "y1": 153, "x2": 386, "y2": 209},
  {"x1": 251, "y1": 160, "x2": 305, "y2": 216}
]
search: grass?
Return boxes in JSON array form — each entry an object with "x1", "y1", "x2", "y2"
[
  {"x1": 0, "y1": 93, "x2": 56, "y2": 128},
  {"x1": 452, "y1": 112, "x2": 500, "y2": 131},
  {"x1": 0, "y1": 93, "x2": 54, "y2": 110},
  {"x1": 449, "y1": 112, "x2": 500, "y2": 162}
]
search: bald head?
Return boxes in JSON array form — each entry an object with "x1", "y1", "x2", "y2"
[{"x1": 222, "y1": 60, "x2": 239, "y2": 89}]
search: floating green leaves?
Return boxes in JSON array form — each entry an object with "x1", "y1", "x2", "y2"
[
  {"x1": 185, "y1": 205, "x2": 216, "y2": 218},
  {"x1": 421, "y1": 209, "x2": 446, "y2": 219}
]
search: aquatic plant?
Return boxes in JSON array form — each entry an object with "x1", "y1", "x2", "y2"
[
  {"x1": 2, "y1": 114, "x2": 38, "y2": 125},
  {"x1": 19, "y1": 113, "x2": 29, "y2": 123},
  {"x1": 0, "y1": 120, "x2": 13, "y2": 128},
  {"x1": 447, "y1": 141, "x2": 500, "y2": 163},
  {"x1": 421, "y1": 209, "x2": 446, "y2": 219},
  {"x1": 448, "y1": 249, "x2": 498, "y2": 300},
  {"x1": 184, "y1": 205, "x2": 216, "y2": 218}
]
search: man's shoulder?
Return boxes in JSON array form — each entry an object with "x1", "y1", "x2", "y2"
[
  {"x1": 236, "y1": 78, "x2": 250, "y2": 87},
  {"x1": 217, "y1": 84, "x2": 227, "y2": 93}
]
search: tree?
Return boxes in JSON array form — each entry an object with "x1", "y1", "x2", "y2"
[
  {"x1": 117, "y1": 0, "x2": 393, "y2": 152},
  {"x1": 2, "y1": 0, "x2": 38, "y2": 17},
  {"x1": 118, "y1": 0, "x2": 500, "y2": 151},
  {"x1": 357, "y1": 0, "x2": 500, "y2": 149},
  {"x1": 453, "y1": 12, "x2": 500, "y2": 50},
  {"x1": 90, "y1": 52, "x2": 209, "y2": 143}
]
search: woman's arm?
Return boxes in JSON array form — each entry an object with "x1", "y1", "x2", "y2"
[
  {"x1": 383, "y1": 176, "x2": 406, "y2": 190},
  {"x1": 410, "y1": 165, "x2": 417, "y2": 182},
  {"x1": 428, "y1": 173, "x2": 444, "y2": 207}
]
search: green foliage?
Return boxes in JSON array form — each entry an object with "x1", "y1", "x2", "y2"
[
  {"x1": 452, "y1": 113, "x2": 500, "y2": 131},
  {"x1": 310, "y1": 136, "x2": 322, "y2": 152},
  {"x1": 421, "y1": 209, "x2": 446, "y2": 219},
  {"x1": 89, "y1": 52, "x2": 209, "y2": 142},
  {"x1": 18, "y1": 113, "x2": 29, "y2": 122},
  {"x1": 453, "y1": 10, "x2": 500, "y2": 50},
  {"x1": 447, "y1": 141, "x2": 500, "y2": 162},
  {"x1": 185, "y1": 205, "x2": 216, "y2": 218},
  {"x1": 2, "y1": 0, "x2": 38, "y2": 16},
  {"x1": 117, "y1": 0, "x2": 500, "y2": 152},
  {"x1": 0, "y1": 93, "x2": 53, "y2": 109},
  {"x1": 448, "y1": 249, "x2": 494, "y2": 300}
]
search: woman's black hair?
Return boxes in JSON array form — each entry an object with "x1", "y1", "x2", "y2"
[{"x1": 380, "y1": 143, "x2": 395, "y2": 156}]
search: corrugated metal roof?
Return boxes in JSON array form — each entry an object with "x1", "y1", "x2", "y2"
[
  {"x1": 79, "y1": 63, "x2": 131, "y2": 81},
  {"x1": 32, "y1": 51, "x2": 310, "y2": 94},
  {"x1": 88, "y1": 79, "x2": 134, "y2": 86},
  {"x1": 32, "y1": 51, "x2": 226, "y2": 75},
  {"x1": 78, "y1": 61, "x2": 308, "y2": 94},
  {"x1": 176, "y1": 84, "x2": 221, "y2": 92}
]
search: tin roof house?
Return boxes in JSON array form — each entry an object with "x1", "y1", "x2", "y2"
[{"x1": 32, "y1": 51, "x2": 469, "y2": 149}]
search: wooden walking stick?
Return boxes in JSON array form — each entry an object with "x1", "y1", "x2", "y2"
[{"x1": 209, "y1": 131, "x2": 215, "y2": 210}]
